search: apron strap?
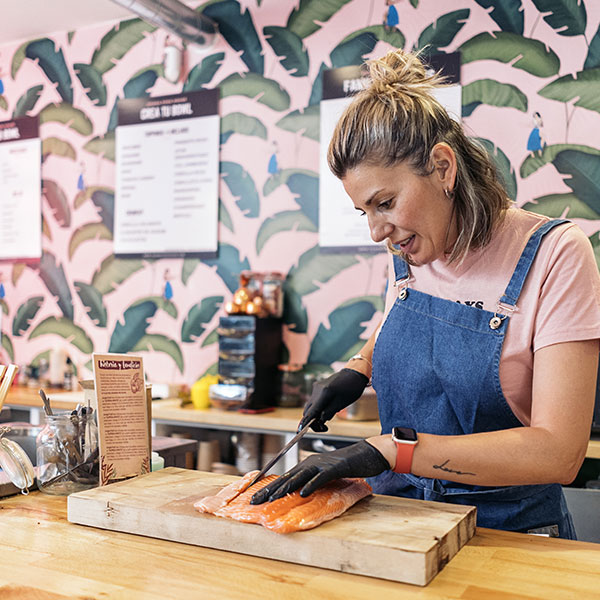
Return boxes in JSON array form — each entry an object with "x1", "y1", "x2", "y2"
[
  {"x1": 499, "y1": 219, "x2": 569, "y2": 308},
  {"x1": 392, "y1": 251, "x2": 410, "y2": 283}
]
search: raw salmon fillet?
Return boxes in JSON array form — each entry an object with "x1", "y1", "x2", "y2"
[{"x1": 194, "y1": 472, "x2": 372, "y2": 534}]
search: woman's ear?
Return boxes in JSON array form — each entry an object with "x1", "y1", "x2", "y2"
[{"x1": 431, "y1": 143, "x2": 457, "y2": 190}]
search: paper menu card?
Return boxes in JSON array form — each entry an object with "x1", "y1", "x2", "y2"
[{"x1": 93, "y1": 353, "x2": 150, "y2": 485}]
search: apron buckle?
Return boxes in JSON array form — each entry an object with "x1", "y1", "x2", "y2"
[
  {"x1": 489, "y1": 302, "x2": 516, "y2": 330},
  {"x1": 394, "y1": 275, "x2": 410, "y2": 301}
]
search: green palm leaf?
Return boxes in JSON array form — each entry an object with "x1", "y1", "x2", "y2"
[
  {"x1": 39, "y1": 102, "x2": 93, "y2": 135},
  {"x1": 417, "y1": 9, "x2": 470, "y2": 53},
  {"x1": 203, "y1": 0, "x2": 263, "y2": 74},
  {"x1": 460, "y1": 32, "x2": 560, "y2": 77},
  {"x1": 264, "y1": 26, "x2": 309, "y2": 77},
  {"x1": 91, "y1": 19, "x2": 156, "y2": 75},
  {"x1": 520, "y1": 144, "x2": 600, "y2": 178},
  {"x1": 12, "y1": 297, "x2": 44, "y2": 337},
  {"x1": 287, "y1": 0, "x2": 353, "y2": 39},
  {"x1": 538, "y1": 68, "x2": 600, "y2": 114},
  {"x1": 74, "y1": 281, "x2": 107, "y2": 328},
  {"x1": 308, "y1": 298, "x2": 381, "y2": 365},
  {"x1": 462, "y1": 79, "x2": 527, "y2": 117},
  {"x1": 74, "y1": 63, "x2": 107, "y2": 106},
  {"x1": 473, "y1": 0, "x2": 524, "y2": 34},
  {"x1": 181, "y1": 296, "x2": 224, "y2": 342},
  {"x1": 276, "y1": 105, "x2": 319, "y2": 141},
  {"x1": 29, "y1": 316, "x2": 93, "y2": 353},
  {"x1": 531, "y1": 0, "x2": 586, "y2": 37},
  {"x1": 91, "y1": 254, "x2": 145, "y2": 295},
  {"x1": 219, "y1": 72, "x2": 290, "y2": 111},
  {"x1": 109, "y1": 300, "x2": 157, "y2": 353},
  {"x1": 69, "y1": 223, "x2": 112, "y2": 260},
  {"x1": 13, "y1": 85, "x2": 43, "y2": 118},
  {"x1": 522, "y1": 193, "x2": 600, "y2": 220},
  {"x1": 132, "y1": 334, "x2": 184, "y2": 373},
  {"x1": 256, "y1": 210, "x2": 317, "y2": 255},
  {"x1": 220, "y1": 112, "x2": 267, "y2": 144}
]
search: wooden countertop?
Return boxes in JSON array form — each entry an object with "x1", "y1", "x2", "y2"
[
  {"x1": 150, "y1": 398, "x2": 381, "y2": 439},
  {"x1": 5, "y1": 386, "x2": 600, "y2": 456},
  {"x1": 0, "y1": 490, "x2": 598, "y2": 599}
]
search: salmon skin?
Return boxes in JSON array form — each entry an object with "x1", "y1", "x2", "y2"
[{"x1": 194, "y1": 471, "x2": 372, "y2": 534}]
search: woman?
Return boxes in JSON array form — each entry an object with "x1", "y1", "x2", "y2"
[{"x1": 251, "y1": 49, "x2": 600, "y2": 539}]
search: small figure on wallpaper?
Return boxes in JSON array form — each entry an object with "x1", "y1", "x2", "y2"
[
  {"x1": 163, "y1": 268, "x2": 173, "y2": 301},
  {"x1": 267, "y1": 141, "x2": 280, "y2": 176},
  {"x1": 384, "y1": 0, "x2": 400, "y2": 31},
  {"x1": 77, "y1": 162, "x2": 86, "y2": 192},
  {"x1": 527, "y1": 112, "x2": 546, "y2": 157},
  {"x1": 0, "y1": 278, "x2": 5, "y2": 300}
]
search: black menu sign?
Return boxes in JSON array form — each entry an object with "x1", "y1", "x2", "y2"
[
  {"x1": 114, "y1": 89, "x2": 219, "y2": 258},
  {"x1": 0, "y1": 116, "x2": 41, "y2": 260}
]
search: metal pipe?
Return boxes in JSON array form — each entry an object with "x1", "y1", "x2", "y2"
[{"x1": 110, "y1": 0, "x2": 217, "y2": 47}]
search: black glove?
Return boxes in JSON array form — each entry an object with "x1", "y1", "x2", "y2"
[
  {"x1": 299, "y1": 368, "x2": 369, "y2": 432},
  {"x1": 250, "y1": 440, "x2": 389, "y2": 505}
]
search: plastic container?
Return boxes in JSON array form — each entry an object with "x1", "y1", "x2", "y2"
[
  {"x1": 36, "y1": 411, "x2": 99, "y2": 495},
  {"x1": 151, "y1": 451, "x2": 165, "y2": 471},
  {"x1": 191, "y1": 374, "x2": 219, "y2": 410},
  {"x1": 278, "y1": 363, "x2": 305, "y2": 407}
]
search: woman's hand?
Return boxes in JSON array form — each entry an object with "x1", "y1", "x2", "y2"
[
  {"x1": 250, "y1": 440, "x2": 390, "y2": 504},
  {"x1": 299, "y1": 369, "x2": 369, "y2": 432}
]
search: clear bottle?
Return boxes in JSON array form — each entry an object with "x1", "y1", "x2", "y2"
[{"x1": 36, "y1": 411, "x2": 99, "y2": 495}]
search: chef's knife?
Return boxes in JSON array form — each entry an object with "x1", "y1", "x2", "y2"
[{"x1": 245, "y1": 417, "x2": 316, "y2": 489}]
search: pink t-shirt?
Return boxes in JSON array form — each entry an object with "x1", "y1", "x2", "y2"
[{"x1": 382, "y1": 207, "x2": 600, "y2": 426}]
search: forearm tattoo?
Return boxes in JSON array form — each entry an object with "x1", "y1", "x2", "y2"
[{"x1": 433, "y1": 459, "x2": 476, "y2": 477}]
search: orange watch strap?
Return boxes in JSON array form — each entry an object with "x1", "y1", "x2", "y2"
[{"x1": 393, "y1": 441, "x2": 416, "y2": 473}]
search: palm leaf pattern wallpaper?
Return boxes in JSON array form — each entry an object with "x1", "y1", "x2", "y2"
[{"x1": 0, "y1": 0, "x2": 599, "y2": 384}]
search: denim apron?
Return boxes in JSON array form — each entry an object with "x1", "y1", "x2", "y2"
[{"x1": 370, "y1": 219, "x2": 576, "y2": 539}]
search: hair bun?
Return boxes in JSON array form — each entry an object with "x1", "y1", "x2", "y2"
[{"x1": 367, "y1": 48, "x2": 445, "y2": 99}]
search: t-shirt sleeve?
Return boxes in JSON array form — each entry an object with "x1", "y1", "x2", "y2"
[{"x1": 533, "y1": 223, "x2": 600, "y2": 351}]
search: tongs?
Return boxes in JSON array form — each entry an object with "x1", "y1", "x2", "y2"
[{"x1": 246, "y1": 417, "x2": 316, "y2": 489}]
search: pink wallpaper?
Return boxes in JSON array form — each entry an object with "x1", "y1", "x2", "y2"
[{"x1": 0, "y1": 0, "x2": 599, "y2": 386}]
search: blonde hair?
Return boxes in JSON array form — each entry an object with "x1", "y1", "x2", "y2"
[{"x1": 327, "y1": 49, "x2": 510, "y2": 263}]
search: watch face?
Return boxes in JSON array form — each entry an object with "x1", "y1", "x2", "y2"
[{"x1": 392, "y1": 427, "x2": 418, "y2": 443}]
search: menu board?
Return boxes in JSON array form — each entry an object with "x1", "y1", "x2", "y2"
[
  {"x1": 93, "y1": 353, "x2": 151, "y2": 485},
  {"x1": 319, "y1": 54, "x2": 462, "y2": 253},
  {"x1": 114, "y1": 89, "x2": 219, "y2": 258},
  {"x1": 0, "y1": 116, "x2": 41, "y2": 260}
]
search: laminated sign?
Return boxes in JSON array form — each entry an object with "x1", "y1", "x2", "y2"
[{"x1": 93, "y1": 353, "x2": 151, "y2": 485}]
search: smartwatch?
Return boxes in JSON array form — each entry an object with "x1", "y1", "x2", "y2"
[{"x1": 391, "y1": 427, "x2": 418, "y2": 473}]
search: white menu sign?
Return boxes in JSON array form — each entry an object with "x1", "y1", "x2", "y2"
[
  {"x1": 115, "y1": 89, "x2": 219, "y2": 257},
  {"x1": 319, "y1": 55, "x2": 462, "y2": 253},
  {"x1": 0, "y1": 116, "x2": 41, "y2": 260}
]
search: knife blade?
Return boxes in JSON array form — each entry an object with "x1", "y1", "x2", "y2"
[{"x1": 245, "y1": 417, "x2": 316, "y2": 489}]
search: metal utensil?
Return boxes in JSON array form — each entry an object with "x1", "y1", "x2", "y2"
[
  {"x1": 39, "y1": 389, "x2": 53, "y2": 416},
  {"x1": 245, "y1": 417, "x2": 316, "y2": 489}
]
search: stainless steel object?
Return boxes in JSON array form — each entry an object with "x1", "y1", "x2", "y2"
[
  {"x1": 246, "y1": 417, "x2": 316, "y2": 488},
  {"x1": 338, "y1": 389, "x2": 379, "y2": 421}
]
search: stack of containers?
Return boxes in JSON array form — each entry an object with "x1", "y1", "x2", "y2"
[{"x1": 214, "y1": 314, "x2": 283, "y2": 410}]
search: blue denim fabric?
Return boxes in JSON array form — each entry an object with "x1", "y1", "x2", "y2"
[{"x1": 370, "y1": 219, "x2": 576, "y2": 539}]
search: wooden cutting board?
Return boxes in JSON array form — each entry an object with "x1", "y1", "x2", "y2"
[{"x1": 67, "y1": 467, "x2": 476, "y2": 586}]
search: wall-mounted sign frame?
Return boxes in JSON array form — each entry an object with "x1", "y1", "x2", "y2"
[
  {"x1": 0, "y1": 116, "x2": 41, "y2": 261},
  {"x1": 114, "y1": 89, "x2": 220, "y2": 258},
  {"x1": 318, "y1": 53, "x2": 462, "y2": 254}
]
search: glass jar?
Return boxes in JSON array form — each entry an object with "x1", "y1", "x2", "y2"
[
  {"x1": 0, "y1": 427, "x2": 35, "y2": 494},
  {"x1": 278, "y1": 363, "x2": 305, "y2": 408},
  {"x1": 262, "y1": 272, "x2": 285, "y2": 318},
  {"x1": 36, "y1": 411, "x2": 99, "y2": 495}
]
